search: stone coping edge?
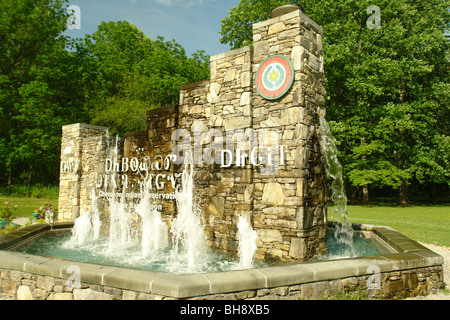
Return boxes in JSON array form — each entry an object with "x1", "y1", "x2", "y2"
[
  {"x1": 253, "y1": 8, "x2": 323, "y2": 34},
  {"x1": 0, "y1": 222, "x2": 444, "y2": 299},
  {"x1": 210, "y1": 46, "x2": 253, "y2": 63},
  {"x1": 62, "y1": 123, "x2": 109, "y2": 131}
]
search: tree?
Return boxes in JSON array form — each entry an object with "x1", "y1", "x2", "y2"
[
  {"x1": 0, "y1": 3, "x2": 211, "y2": 190},
  {"x1": 220, "y1": 0, "x2": 302, "y2": 50},
  {"x1": 80, "y1": 21, "x2": 210, "y2": 136},
  {"x1": 0, "y1": 0, "x2": 87, "y2": 190},
  {"x1": 220, "y1": 0, "x2": 450, "y2": 203}
]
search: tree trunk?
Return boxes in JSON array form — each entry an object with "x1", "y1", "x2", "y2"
[
  {"x1": 27, "y1": 164, "x2": 33, "y2": 188},
  {"x1": 7, "y1": 165, "x2": 11, "y2": 194},
  {"x1": 362, "y1": 184, "x2": 369, "y2": 204},
  {"x1": 399, "y1": 179, "x2": 409, "y2": 205},
  {"x1": 360, "y1": 136, "x2": 370, "y2": 205}
]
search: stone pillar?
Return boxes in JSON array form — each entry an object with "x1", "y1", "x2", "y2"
[
  {"x1": 251, "y1": 6, "x2": 327, "y2": 261},
  {"x1": 58, "y1": 123, "x2": 109, "y2": 221}
]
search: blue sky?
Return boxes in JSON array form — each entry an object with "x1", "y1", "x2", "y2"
[{"x1": 65, "y1": 0, "x2": 241, "y2": 57}]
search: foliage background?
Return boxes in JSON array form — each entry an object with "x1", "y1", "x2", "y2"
[
  {"x1": 0, "y1": 0, "x2": 209, "y2": 192},
  {"x1": 0, "y1": 0, "x2": 448, "y2": 205},
  {"x1": 220, "y1": 0, "x2": 449, "y2": 203}
]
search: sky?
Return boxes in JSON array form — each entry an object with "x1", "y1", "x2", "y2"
[{"x1": 64, "y1": 0, "x2": 241, "y2": 57}]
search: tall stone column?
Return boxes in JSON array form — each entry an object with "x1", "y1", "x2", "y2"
[
  {"x1": 58, "y1": 123, "x2": 109, "y2": 221},
  {"x1": 251, "y1": 5, "x2": 327, "y2": 261}
]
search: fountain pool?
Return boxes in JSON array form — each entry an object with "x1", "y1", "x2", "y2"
[
  {"x1": 8, "y1": 225, "x2": 382, "y2": 275},
  {"x1": 0, "y1": 221, "x2": 443, "y2": 300}
]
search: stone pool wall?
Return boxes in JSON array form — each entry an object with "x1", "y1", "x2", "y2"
[
  {"x1": 0, "y1": 265, "x2": 443, "y2": 300},
  {"x1": 0, "y1": 267, "x2": 443, "y2": 300},
  {"x1": 0, "y1": 223, "x2": 444, "y2": 300}
]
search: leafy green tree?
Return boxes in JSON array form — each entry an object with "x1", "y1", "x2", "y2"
[
  {"x1": 220, "y1": 0, "x2": 450, "y2": 203},
  {"x1": 80, "y1": 21, "x2": 210, "y2": 135},
  {"x1": 220, "y1": 0, "x2": 301, "y2": 50},
  {"x1": 0, "y1": 0, "x2": 86, "y2": 190}
]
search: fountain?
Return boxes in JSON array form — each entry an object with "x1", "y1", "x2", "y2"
[
  {"x1": 64, "y1": 148, "x2": 257, "y2": 274},
  {"x1": 0, "y1": 5, "x2": 444, "y2": 300}
]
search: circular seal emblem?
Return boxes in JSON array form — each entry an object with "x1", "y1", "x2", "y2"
[{"x1": 256, "y1": 55, "x2": 294, "y2": 100}]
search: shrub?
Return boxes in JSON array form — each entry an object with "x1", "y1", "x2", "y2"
[{"x1": 1, "y1": 202, "x2": 18, "y2": 222}]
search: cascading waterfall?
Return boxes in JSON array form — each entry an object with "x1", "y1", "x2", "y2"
[
  {"x1": 237, "y1": 215, "x2": 258, "y2": 269},
  {"x1": 319, "y1": 116, "x2": 356, "y2": 257}
]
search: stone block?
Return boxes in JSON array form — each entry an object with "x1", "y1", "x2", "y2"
[
  {"x1": 73, "y1": 288, "x2": 112, "y2": 300},
  {"x1": 2, "y1": 280, "x2": 17, "y2": 296},
  {"x1": 289, "y1": 238, "x2": 305, "y2": 259},
  {"x1": 262, "y1": 183, "x2": 285, "y2": 206},
  {"x1": 258, "y1": 229, "x2": 283, "y2": 243},
  {"x1": 240, "y1": 71, "x2": 251, "y2": 88},
  {"x1": 224, "y1": 117, "x2": 251, "y2": 130},
  {"x1": 240, "y1": 92, "x2": 251, "y2": 106},
  {"x1": 224, "y1": 69, "x2": 237, "y2": 82},
  {"x1": 17, "y1": 286, "x2": 34, "y2": 300},
  {"x1": 268, "y1": 22, "x2": 287, "y2": 35},
  {"x1": 53, "y1": 293, "x2": 74, "y2": 300},
  {"x1": 208, "y1": 196, "x2": 225, "y2": 217},
  {"x1": 291, "y1": 46, "x2": 305, "y2": 71},
  {"x1": 254, "y1": 41, "x2": 269, "y2": 58}
]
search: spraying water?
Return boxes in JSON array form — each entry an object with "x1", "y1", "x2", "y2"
[
  {"x1": 319, "y1": 116, "x2": 356, "y2": 257},
  {"x1": 91, "y1": 189, "x2": 102, "y2": 241},
  {"x1": 237, "y1": 215, "x2": 258, "y2": 269},
  {"x1": 106, "y1": 187, "x2": 134, "y2": 253},
  {"x1": 105, "y1": 136, "x2": 135, "y2": 253},
  {"x1": 136, "y1": 178, "x2": 168, "y2": 258},
  {"x1": 169, "y1": 153, "x2": 209, "y2": 273},
  {"x1": 71, "y1": 189, "x2": 102, "y2": 246},
  {"x1": 71, "y1": 211, "x2": 92, "y2": 247}
]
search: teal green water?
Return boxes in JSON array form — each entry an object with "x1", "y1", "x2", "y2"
[{"x1": 13, "y1": 232, "x2": 380, "y2": 274}]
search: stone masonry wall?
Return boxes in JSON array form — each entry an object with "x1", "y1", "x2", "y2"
[
  {"x1": 1, "y1": 266, "x2": 444, "y2": 300},
  {"x1": 250, "y1": 7, "x2": 327, "y2": 261},
  {"x1": 172, "y1": 8, "x2": 328, "y2": 261}
]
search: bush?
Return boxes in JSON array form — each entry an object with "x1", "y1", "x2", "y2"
[
  {"x1": 0, "y1": 184, "x2": 59, "y2": 199},
  {"x1": 1, "y1": 201, "x2": 18, "y2": 222}
]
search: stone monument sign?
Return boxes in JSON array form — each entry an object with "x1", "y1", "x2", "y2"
[{"x1": 58, "y1": 5, "x2": 328, "y2": 262}]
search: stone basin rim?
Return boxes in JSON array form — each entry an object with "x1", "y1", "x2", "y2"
[{"x1": 0, "y1": 222, "x2": 444, "y2": 299}]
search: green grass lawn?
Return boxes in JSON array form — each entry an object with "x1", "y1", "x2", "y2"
[
  {"x1": 0, "y1": 195, "x2": 58, "y2": 219},
  {"x1": 329, "y1": 204, "x2": 450, "y2": 247}
]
